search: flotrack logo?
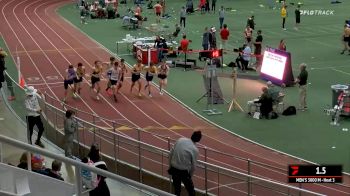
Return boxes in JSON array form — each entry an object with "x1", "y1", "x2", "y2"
[{"x1": 300, "y1": 10, "x2": 335, "y2": 16}]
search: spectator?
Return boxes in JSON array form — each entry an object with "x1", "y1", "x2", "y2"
[
  {"x1": 45, "y1": 160, "x2": 64, "y2": 181},
  {"x1": 186, "y1": 0, "x2": 194, "y2": 13},
  {"x1": 88, "y1": 143, "x2": 101, "y2": 163},
  {"x1": 87, "y1": 144, "x2": 110, "y2": 196},
  {"x1": 199, "y1": 27, "x2": 210, "y2": 61},
  {"x1": 25, "y1": 86, "x2": 45, "y2": 148},
  {"x1": 278, "y1": 39, "x2": 286, "y2": 51},
  {"x1": 180, "y1": 6, "x2": 186, "y2": 28},
  {"x1": 153, "y1": 1, "x2": 162, "y2": 23},
  {"x1": 199, "y1": 0, "x2": 205, "y2": 14},
  {"x1": 18, "y1": 152, "x2": 29, "y2": 170},
  {"x1": 208, "y1": 27, "x2": 217, "y2": 49},
  {"x1": 211, "y1": 0, "x2": 216, "y2": 13},
  {"x1": 247, "y1": 15, "x2": 255, "y2": 30},
  {"x1": 64, "y1": 110, "x2": 77, "y2": 158},
  {"x1": 180, "y1": 35, "x2": 190, "y2": 53},
  {"x1": 295, "y1": 63, "x2": 308, "y2": 111},
  {"x1": 218, "y1": 6, "x2": 225, "y2": 29},
  {"x1": 253, "y1": 30, "x2": 263, "y2": 67},
  {"x1": 205, "y1": 0, "x2": 210, "y2": 13},
  {"x1": 267, "y1": 81, "x2": 280, "y2": 103},
  {"x1": 220, "y1": 24, "x2": 229, "y2": 50},
  {"x1": 134, "y1": 4, "x2": 143, "y2": 26},
  {"x1": 294, "y1": 5, "x2": 301, "y2": 30},
  {"x1": 256, "y1": 87, "x2": 273, "y2": 118},
  {"x1": 172, "y1": 23, "x2": 181, "y2": 38},
  {"x1": 0, "y1": 47, "x2": 7, "y2": 90},
  {"x1": 202, "y1": 27, "x2": 210, "y2": 51},
  {"x1": 168, "y1": 131, "x2": 202, "y2": 196},
  {"x1": 80, "y1": 5, "x2": 89, "y2": 24},
  {"x1": 281, "y1": 5, "x2": 287, "y2": 30},
  {"x1": 31, "y1": 154, "x2": 48, "y2": 175},
  {"x1": 241, "y1": 44, "x2": 251, "y2": 71},
  {"x1": 341, "y1": 24, "x2": 350, "y2": 55},
  {"x1": 244, "y1": 25, "x2": 253, "y2": 47}
]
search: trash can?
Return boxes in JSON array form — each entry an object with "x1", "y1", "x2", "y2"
[{"x1": 331, "y1": 84, "x2": 348, "y2": 107}]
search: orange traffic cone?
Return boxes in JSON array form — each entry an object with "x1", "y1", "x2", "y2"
[{"x1": 19, "y1": 74, "x2": 25, "y2": 88}]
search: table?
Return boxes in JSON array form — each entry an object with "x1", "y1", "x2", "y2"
[{"x1": 116, "y1": 36, "x2": 156, "y2": 54}]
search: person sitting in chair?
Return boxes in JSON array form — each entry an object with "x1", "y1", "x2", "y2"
[
  {"x1": 248, "y1": 87, "x2": 273, "y2": 119},
  {"x1": 267, "y1": 81, "x2": 281, "y2": 103}
]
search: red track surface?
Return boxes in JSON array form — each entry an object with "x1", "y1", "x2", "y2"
[{"x1": 1, "y1": 0, "x2": 350, "y2": 195}]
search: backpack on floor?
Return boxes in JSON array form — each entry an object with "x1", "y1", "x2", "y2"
[{"x1": 282, "y1": 106, "x2": 296, "y2": 116}]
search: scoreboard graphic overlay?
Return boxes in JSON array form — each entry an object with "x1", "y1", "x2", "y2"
[{"x1": 288, "y1": 165, "x2": 342, "y2": 183}]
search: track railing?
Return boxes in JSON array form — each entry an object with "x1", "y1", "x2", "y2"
[
  {"x1": 0, "y1": 134, "x2": 174, "y2": 196},
  {"x1": 1, "y1": 71, "x2": 329, "y2": 195}
]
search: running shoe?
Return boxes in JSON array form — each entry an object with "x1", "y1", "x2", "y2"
[
  {"x1": 148, "y1": 93, "x2": 152, "y2": 98},
  {"x1": 160, "y1": 91, "x2": 164, "y2": 95},
  {"x1": 35, "y1": 140, "x2": 45, "y2": 148},
  {"x1": 138, "y1": 93, "x2": 142, "y2": 97},
  {"x1": 96, "y1": 96, "x2": 100, "y2": 100}
]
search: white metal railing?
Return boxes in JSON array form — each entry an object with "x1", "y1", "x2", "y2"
[
  {"x1": 0, "y1": 134, "x2": 174, "y2": 196},
  {"x1": 1, "y1": 71, "x2": 338, "y2": 195}
]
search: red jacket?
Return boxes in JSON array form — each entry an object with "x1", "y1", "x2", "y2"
[
  {"x1": 220, "y1": 28, "x2": 230, "y2": 40},
  {"x1": 180, "y1": 39, "x2": 189, "y2": 51}
]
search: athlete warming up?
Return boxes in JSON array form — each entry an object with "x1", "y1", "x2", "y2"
[
  {"x1": 130, "y1": 59, "x2": 144, "y2": 97},
  {"x1": 157, "y1": 61, "x2": 169, "y2": 95},
  {"x1": 90, "y1": 60, "x2": 103, "y2": 100}
]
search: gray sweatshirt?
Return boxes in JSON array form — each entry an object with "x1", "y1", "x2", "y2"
[{"x1": 169, "y1": 138, "x2": 199, "y2": 176}]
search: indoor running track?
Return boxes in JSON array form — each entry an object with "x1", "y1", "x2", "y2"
[{"x1": 0, "y1": 0, "x2": 349, "y2": 195}]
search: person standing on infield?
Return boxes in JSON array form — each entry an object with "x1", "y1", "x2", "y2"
[
  {"x1": 168, "y1": 130, "x2": 202, "y2": 196},
  {"x1": 180, "y1": 6, "x2": 186, "y2": 28},
  {"x1": 295, "y1": 63, "x2": 308, "y2": 111},
  {"x1": 294, "y1": 5, "x2": 301, "y2": 30},
  {"x1": 281, "y1": 5, "x2": 287, "y2": 30},
  {"x1": 218, "y1": 6, "x2": 224, "y2": 29}
]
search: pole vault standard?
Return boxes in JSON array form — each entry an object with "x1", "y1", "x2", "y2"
[{"x1": 228, "y1": 67, "x2": 244, "y2": 112}]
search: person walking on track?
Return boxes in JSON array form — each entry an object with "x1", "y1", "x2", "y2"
[
  {"x1": 144, "y1": 63, "x2": 158, "y2": 97},
  {"x1": 157, "y1": 61, "x2": 169, "y2": 95},
  {"x1": 107, "y1": 61, "x2": 122, "y2": 102},
  {"x1": 168, "y1": 130, "x2": 202, "y2": 196},
  {"x1": 74, "y1": 62, "x2": 85, "y2": 95},
  {"x1": 25, "y1": 86, "x2": 45, "y2": 148},
  {"x1": 130, "y1": 59, "x2": 144, "y2": 97},
  {"x1": 63, "y1": 65, "x2": 77, "y2": 103},
  {"x1": 117, "y1": 58, "x2": 127, "y2": 93},
  {"x1": 91, "y1": 60, "x2": 103, "y2": 100}
]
